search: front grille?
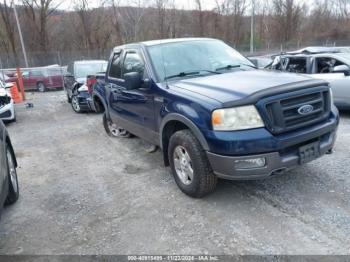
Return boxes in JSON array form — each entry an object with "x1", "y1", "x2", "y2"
[{"x1": 262, "y1": 87, "x2": 331, "y2": 134}]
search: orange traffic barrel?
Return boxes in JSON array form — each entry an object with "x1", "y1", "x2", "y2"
[{"x1": 10, "y1": 82, "x2": 23, "y2": 104}]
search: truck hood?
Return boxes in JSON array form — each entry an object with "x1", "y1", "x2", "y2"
[{"x1": 169, "y1": 70, "x2": 327, "y2": 106}]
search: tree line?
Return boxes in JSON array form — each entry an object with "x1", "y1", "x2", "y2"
[{"x1": 0, "y1": 0, "x2": 349, "y2": 67}]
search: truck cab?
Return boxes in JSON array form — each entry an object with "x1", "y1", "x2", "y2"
[{"x1": 101, "y1": 38, "x2": 339, "y2": 198}]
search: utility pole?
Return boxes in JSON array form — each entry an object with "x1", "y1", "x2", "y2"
[
  {"x1": 12, "y1": 0, "x2": 29, "y2": 68},
  {"x1": 12, "y1": 0, "x2": 27, "y2": 100},
  {"x1": 250, "y1": 0, "x2": 255, "y2": 54}
]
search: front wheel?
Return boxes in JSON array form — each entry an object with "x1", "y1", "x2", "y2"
[
  {"x1": 168, "y1": 129, "x2": 217, "y2": 198},
  {"x1": 71, "y1": 95, "x2": 82, "y2": 113},
  {"x1": 103, "y1": 113, "x2": 131, "y2": 138},
  {"x1": 5, "y1": 146, "x2": 19, "y2": 205}
]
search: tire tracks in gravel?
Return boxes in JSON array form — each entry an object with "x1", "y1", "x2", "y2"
[{"x1": 236, "y1": 183, "x2": 350, "y2": 251}]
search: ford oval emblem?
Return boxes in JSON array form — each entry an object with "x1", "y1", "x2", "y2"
[{"x1": 298, "y1": 104, "x2": 314, "y2": 115}]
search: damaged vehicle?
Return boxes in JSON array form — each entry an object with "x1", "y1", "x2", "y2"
[
  {"x1": 95, "y1": 38, "x2": 339, "y2": 197},
  {"x1": 64, "y1": 60, "x2": 107, "y2": 113},
  {"x1": 268, "y1": 52, "x2": 350, "y2": 109},
  {"x1": 0, "y1": 79, "x2": 16, "y2": 122}
]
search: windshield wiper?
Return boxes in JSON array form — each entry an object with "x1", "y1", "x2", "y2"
[
  {"x1": 164, "y1": 70, "x2": 220, "y2": 81},
  {"x1": 216, "y1": 63, "x2": 257, "y2": 72},
  {"x1": 215, "y1": 64, "x2": 241, "y2": 71}
]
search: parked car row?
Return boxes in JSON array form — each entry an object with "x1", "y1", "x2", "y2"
[
  {"x1": 3, "y1": 66, "x2": 65, "y2": 92},
  {"x1": 64, "y1": 38, "x2": 340, "y2": 198}
]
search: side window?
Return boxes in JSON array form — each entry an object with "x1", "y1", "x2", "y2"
[
  {"x1": 285, "y1": 58, "x2": 307, "y2": 73},
  {"x1": 316, "y1": 57, "x2": 345, "y2": 74},
  {"x1": 31, "y1": 70, "x2": 44, "y2": 77},
  {"x1": 122, "y1": 52, "x2": 145, "y2": 78},
  {"x1": 109, "y1": 52, "x2": 122, "y2": 79}
]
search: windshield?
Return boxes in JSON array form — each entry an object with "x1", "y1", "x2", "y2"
[
  {"x1": 147, "y1": 39, "x2": 254, "y2": 82},
  {"x1": 75, "y1": 62, "x2": 107, "y2": 78}
]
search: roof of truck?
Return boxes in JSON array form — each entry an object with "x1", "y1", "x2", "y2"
[
  {"x1": 74, "y1": 60, "x2": 108, "y2": 65},
  {"x1": 141, "y1": 37, "x2": 217, "y2": 46},
  {"x1": 113, "y1": 38, "x2": 219, "y2": 51}
]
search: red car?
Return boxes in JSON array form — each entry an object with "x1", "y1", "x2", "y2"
[{"x1": 5, "y1": 67, "x2": 64, "y2": 92}]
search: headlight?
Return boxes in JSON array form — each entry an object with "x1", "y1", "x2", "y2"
[{"x1": 212, "y1": 105, "x2": 264, "y2": 131}]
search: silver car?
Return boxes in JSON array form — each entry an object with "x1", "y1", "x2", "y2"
[{"x1": 269, "y1": 52, "x2": 350, "y2": 109}]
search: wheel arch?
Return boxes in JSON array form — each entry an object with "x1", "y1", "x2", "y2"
[
  {"x1": 160, "y1": 114, "x2": 209, "y2": 166},
  {"x1": 92, "y1": 93, "x2": 107, "y2": 113}
]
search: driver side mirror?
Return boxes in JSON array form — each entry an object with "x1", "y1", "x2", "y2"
[
  {"x1": 333, "y1": 65, "x2": 350, "y2": 76},
  {"x1": 124, "y1": 72, "x2": 142, "y2": 90}
]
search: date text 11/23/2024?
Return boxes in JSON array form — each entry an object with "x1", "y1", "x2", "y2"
[{"x1": 127, "y1": 255, "x2": 219, "y2": 261}]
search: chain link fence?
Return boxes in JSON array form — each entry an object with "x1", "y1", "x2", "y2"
[{"x1": 0, "y1": 39, "x2": 349, "y2": 91}]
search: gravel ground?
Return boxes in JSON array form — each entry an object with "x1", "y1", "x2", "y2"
[{"x1": 0, "y1": 91, "x2": 349, "y2": 255}]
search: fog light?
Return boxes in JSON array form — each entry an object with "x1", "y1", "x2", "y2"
[{"x1": 234, "y1": 158, "x2": 266, "y2": 170}]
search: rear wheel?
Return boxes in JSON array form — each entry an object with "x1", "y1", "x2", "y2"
[
  {"x1": 5, "y1": 146, "x2": 19, "y2": 206},
  {"x1": 168, "y1": 129, "x2": 217, "y2": 198},
  {"x1": 103, "y1": 113, "x2": 131, "y2": 138},
  {"x1": 37, "y1": 82, "x2": 46, "y2": 92}
]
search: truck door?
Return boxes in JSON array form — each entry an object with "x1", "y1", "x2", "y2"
[{"x1": 107, "y1": 49, "x2": 157, "y2": 144}]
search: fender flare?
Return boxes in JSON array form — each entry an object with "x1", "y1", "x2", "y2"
[
  {"x1": 159, "y1": 113, "x2": 209, "y2": 151},
  {"x1": 72, "y1": 82, "x2": 80, "y2": 94}
]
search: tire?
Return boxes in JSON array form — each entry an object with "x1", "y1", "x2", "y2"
[
  {"x1": 5, "y1": 146, "x2": 19, "y2": 206},
  {"x1": 168, "y1": 129, "x2": 217, "y2": 198},
  {"x1": 37, "y1": 82, "x2": 46, "y2": 92},
  {"x1": 71, "y1": 95, "x2": 82, "y2": 113},
  {"x1": 103, "y1": 113, "x2": 131, "y2": 138}
]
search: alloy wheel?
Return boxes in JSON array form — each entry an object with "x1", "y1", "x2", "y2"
[
  {"x1": 7, "y1": 149, "x2": 18, "y2": 194},
  {"x1": 173, "y1": 146, "x2": 194, "y2": 185}
]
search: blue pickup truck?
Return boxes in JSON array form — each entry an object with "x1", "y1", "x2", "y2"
[{"x1": 90, "y1": 38, "x2": 339, "y2": 197}]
